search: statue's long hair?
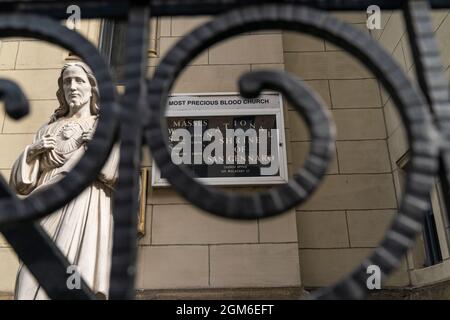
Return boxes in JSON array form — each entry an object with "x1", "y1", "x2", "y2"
[{"x1": 50, "y1": 62, "x2": 100, "y2": 123}]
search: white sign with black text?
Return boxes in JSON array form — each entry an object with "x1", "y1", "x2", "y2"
[{"x1": 151, "y1": 92, "x2": 288, "y2": 187}]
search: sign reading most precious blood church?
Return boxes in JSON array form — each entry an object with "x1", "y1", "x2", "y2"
[{"x1": 151, "y1": 92, "x2": 288, "y2": 186}]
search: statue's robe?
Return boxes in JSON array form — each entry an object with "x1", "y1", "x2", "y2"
[{"x1": 10, "y1": 115, "x2": 119, "y2": 300}]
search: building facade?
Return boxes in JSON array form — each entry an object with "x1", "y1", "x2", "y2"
[{"x1": 1, "y1": 8, "x2": 450, "y2": 299}]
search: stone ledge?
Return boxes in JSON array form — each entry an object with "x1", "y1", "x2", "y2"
[
  {"x1": 0, "y1": 292, "x2": 12, "y2": 300},
  {"x1": 367, "y1": 280, "x2": 450, "y2": 300},
  {"x1": 136, "y1": 287, "x2": 308, "y2": 300},
  {"x1": 6, "y1": 282, "x2": 450, "y2": 300}
]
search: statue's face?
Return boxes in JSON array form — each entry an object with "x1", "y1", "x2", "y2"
[{"x1": 62, "y1": 65, "x2": 92, "y2": 110}]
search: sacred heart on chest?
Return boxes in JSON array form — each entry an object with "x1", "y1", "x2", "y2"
[{"x1": 54, "y1": 121, "x2": 85, "y2": 154}]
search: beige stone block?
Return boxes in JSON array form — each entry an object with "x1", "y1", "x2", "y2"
[
  {"x1": 307, "y1": 80, "x2": 332, "y2": 108},
  {"x1": 283, "y1": 32, "x2": 324, "y2": 52},
  {"x1": 299, "y1": 174, "x2": 397, "y2": 211},
  {"x1": 408, "y1": 64, "x2": 419, "y2": 84},
  {"x1": 436, "y1": 14, "x2": 450, "y2": 69},
  {"x1": 287, "y1": 163, "x2": 294, "y2": 179},
  {"x1": 0, "y1": 233, "x2": 8, "y2": 247},
  {"x1": 291, "y1": 141, "x2": 338, "y2": 175},
  {"x1": 259, "y1": 209, "x2": 298, "y2": 243},
  {"x1": 209, "y1": 34, "x2": 283, "y2": 65},
  {"x1": 3, "y1": 100, "x2": 56, "y2": 134},
  {"x1": 347, "y1": 210, "x2": 396, "y2": 247},
  {"x1": 285, "y1": 129, "x2": 293, "y2": 165},
  {"x1": 140, "y1": 245, "x2": 209, "y2": 289},
  {"x1": 73, "y1": 20, "x2": 90, "y2": 41},
  {"x1": 87, "y1": 19, "x2": 102, "y2": 47},
  {"x1": 392, "y1": 169, "x2": 404, "y2": 207},
  {"x1": 388, "y1": 126, "x2": 408, "y2": 168},
  {"x1": 296, "y1": 211, "x2": 349, "y2": 248},
  {"x1": 0, "y1": 69, "x2": 60, "y2": 100},
  {"x1": 284, "y1": 51, "x2": 371, "y2": 80},
  {"x1": 0, "y1": 41, "x2": 18, "y2": 70},
  {"x1": 147, "y1": 66, "x2": 156, "y2": 78},
  {"x1": 16, "y1": 41, "x2": 64, "y2": 69},
  {"x1": 173, "y1": 65, "x2": 251, "y2": 93},
  {"x1": 370, "y1": 11, "x2": 393, "y2": 40},
  {"x1": 147, "y1": 187, "x2": 188, "y2": 205},
  {"x1": 152, "y1": 204, "x2": 258, "y2": 245},
  {"x1": 432, "y1": 10, "x2": 449, "y2": 31},
  {"x1": 142, "y1": 146, "x2": 152, "y2": 167},
  {"x1": 249, "y1": 30, "x2": 282, "y2": 35},
  {"x1": 77, "y1": 20, "x2": 101, "y2": 47},
  {"x1": 333, "y1": 109, "x2": 386, "y2": 140},
  {"x1": 0, "y1": 248, "x2": 19, "y2": 292},
  {"x1": 370, "y1": 27, "x2": 383, "y2": 42},
  {"x1": 384, "y1": 98, "x2": 402, "y2": 137},
  {"x1": 384, "y1": 258, "x2": 410, "y2": 287},
  {"x1": 300, "y1": 248, "x2": 370, "y2": 287},
  {"x1": 288, "y1": 111, "x2": 309, "y2": 141},
  {"x1": 300, "y1": 248, "x2": 408, "y2": 287},
  {"x1": 0, "y1": 169, "x2": 11, "y2": 185},
  {"x1": 1, "y1": 37, "x2": 35, "y2": 42},
  {"x1": 325, "y1": 23, "x2": 369, "y2": 51},
  {"x1": 380, "y1": 85, "x2": 390, "y2": 107},
  {"x1": 401, "y1": 35, "x2": 414, "y2": 72},
  {"x1": 0, "y1": 105, "x2": 5, "y2": 130},
  {"x1": 310, "y1": 80, "x2": 332, "y2": 107},
  {"x1": 330, "y1": 79, "x2": 381, "y2": 109},
  {"x1": 250, "y1": 64, "x2": 284, "y2": 71},
  {"x1": 0, "y1": 134, "x2": 34, "y2": 169},
  {"x1": 138, "y1": 205, "x2": 153, "y2": 246},
  {"x1": 171, "y1": 16, "x2": 211, "y2": 37},
  {"x1": 331, "y1": 12, "x2": 368, "y2": 24},
  {"x1": 379, "y1": 12, "x2": 405, "y2": 54},
  {"x1": 210, "y1": 244, "x2": 301, "y2": 287},
  {"x1": 392, "y1": 42, "x2": 407, "y2": 73},
  {"x1": 286, "y1": 80, "x2": 331, "y2": 110},
  {"x1": 159, "y1": 17, "x2": 171, "y2": 37},
  {"x1": 430, "y1": 186, "x2": 450, "y2": 259},
  {"x1": 337, "y1": 140, "x2": 391, "y2": 174},
  {"x1": 149, "y1": 36, "x2": 208, "y2": 66},
  {"x1": 135, "y1": 246, "x2": 145, "y2": 289}
]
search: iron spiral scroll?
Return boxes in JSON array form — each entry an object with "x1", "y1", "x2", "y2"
[{"x1": 0, "y1": 0, "x2": 448, "y2": 300}]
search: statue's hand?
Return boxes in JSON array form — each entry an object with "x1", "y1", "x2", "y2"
[
  {"x1": 31, "y1": 134, "x2": 56, "y2": 152},
  {"x1": 82, "y1": 128, "x2": 94, "y2": 143},
  {"x1": 27, "y1": 134, "x2": 56, "y2": 162}
]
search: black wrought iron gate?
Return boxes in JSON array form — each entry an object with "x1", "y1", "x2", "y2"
[{"x1": 0, "y1": 0, "x2": 449, "y2": 300}]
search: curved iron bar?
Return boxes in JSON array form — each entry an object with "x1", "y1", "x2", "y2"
[
  {"x1": 1, "y1": 0, "x2": 450, "y2": 19},
  {"x1": 146, "y1": 4, "x2": 439, "y2": 299},
  {"x1": 109, "y1": 4, "x2": 149, "y2": 300},
  {"x1": 404, "y1": 0, "x2": 450, "y2": 218},
  {"x1": 0, "y1": 79, "x2": 29, "y2": 119}
]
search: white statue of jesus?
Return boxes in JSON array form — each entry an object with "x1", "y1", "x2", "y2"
[{"x1": 10, "y1": 62, "x2": 119, "y2": 300}]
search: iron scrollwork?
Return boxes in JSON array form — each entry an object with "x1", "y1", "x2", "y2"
[{"x1": 0, "y1": 0, "x2": 447, "y2": 300}]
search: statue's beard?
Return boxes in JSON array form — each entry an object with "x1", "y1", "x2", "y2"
[{"x1": 69, "y1": 97, "x2": 90, "y2": 112}]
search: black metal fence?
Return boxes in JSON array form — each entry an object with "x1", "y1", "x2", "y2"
[{"x1": 0, "y1": 0, "x2": 449, "y2": 300}]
